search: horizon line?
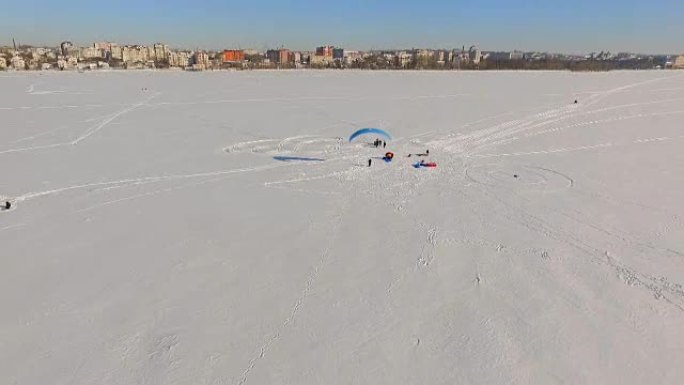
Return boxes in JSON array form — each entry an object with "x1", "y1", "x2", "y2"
[{"x1": 2, "y1": 40, "x2": 681, "y2": 57}]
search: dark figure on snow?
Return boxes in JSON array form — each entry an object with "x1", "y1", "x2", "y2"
[
  {"x1": 3, "y1": 201, "x2": 10, "y2": 210},
  {"x1": 383, "y1": 141, "x2": 386, "y2": 148},
  {"x1": 426, "y1": 149, "x2": 430, "y2": 155},
  {"x1": 368, "y1": 159, "x2": 372, "y2": 167},
  {"x1": 574, "y1": 100, "x2": 578, "y2": 104}
]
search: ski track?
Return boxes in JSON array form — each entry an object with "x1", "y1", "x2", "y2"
[
  {"x1": 418, "y1": 75, "x2": 684, "y2": 158},
  {"x1": 8, "y1": 132, "x2": 356, "y2": 213},
  {"x1": 0, "y1": 224, "x2": 25, "y2": 232},
  {"x1": 466, "y1": 178, "x2": 684, "y2": 313},
  {"x1": 443, "y1": 73, "x2": 684, "y2": 312},
  {"x1": 468, "y1": 135, "x2": 684, "y2": 159},
  {"x1": 10, "y1": 125, "x2": 69, "y2": 144},
  {"x1": 525, "y1": 110, "x2": 684, "y2": 138},
  {"x1": 73, "y1": 174, "x2": 235, "y2": 214},
  {"x1": 13, "y1": 163, "x2": 290, "y2": 205},
  {"x1": 71, "y1": 92, "x2": 160, "y2": 145},
  {"x1": 0, "y1": 92, "x2": 160, "y2": 155},
  {"x1": 0, "y1": 92, "x2": 474, "y2": 112},
  {"x1": 0, "y1": 142, "x2": 68, "y2": 156},
  {"x1": 237, "y1": 194, "x2": 348, "y2": 385}
]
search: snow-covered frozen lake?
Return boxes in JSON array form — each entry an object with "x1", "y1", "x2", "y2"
[{"x1": 2, "y1": 70, "x2": 684, "y2": 384}]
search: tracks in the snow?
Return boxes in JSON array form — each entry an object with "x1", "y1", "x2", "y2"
[
  {"x1": 464, "y1": 174, "x2": 684, "y2": 313},
  {"x1": 237, "y1": 183, "x2": 349, "y2": 385}
]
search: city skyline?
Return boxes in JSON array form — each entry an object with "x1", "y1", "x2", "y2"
[{"x1": 2, "y1": 0, "x2": 683, "y2": 54}]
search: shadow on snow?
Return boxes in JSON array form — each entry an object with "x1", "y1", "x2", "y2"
[{"x1": 273, "y1": 156, "x2": 325, "y2": 162}]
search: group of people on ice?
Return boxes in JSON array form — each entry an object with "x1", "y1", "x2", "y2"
[
  {"x1": 366, "y1": 137, "x2": 435, "y2": 169},
  {"x1": 349, "y1": 127, "x2": 436, "y2": 169}
]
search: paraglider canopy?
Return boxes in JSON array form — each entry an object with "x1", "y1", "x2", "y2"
[
  {"x1": 349, "y1": 128, "x2": 392, "y2": 142},
  {"x1": 385, "y1": 152, "x2": 394, "y2": 159}
]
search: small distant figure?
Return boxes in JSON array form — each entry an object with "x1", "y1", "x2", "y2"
[
  {"x1": 426, "y1": 149, "x2": 430, "y2": 155},
  {"x1": 383, "y1": 141, "x2": 386, "y2": 148},
  {"x1": 513, "y1": 174, "x2": 519, "y2": 179},
  {"x1": 574, "y1": 99, "x2": 578, "y2": 104},
  {"x1": 368, "y1": 159, "x2": 372, "y2": 167},
  {"x1": 3, "y1": 201, "x2": 10, "y2": 210}
]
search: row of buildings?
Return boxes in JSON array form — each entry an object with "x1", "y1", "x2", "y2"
[
  {"x1": 668, "y1": 56, "x2": 684, "y2": 69},
  {"x1": 0, "y1": 41, "x2": 488, "y2": 71},
  {"x1": 0, "y1": 41, "x2": 213, "y2": 71},
  {"x1": 2, "y1": 40, "x2": 683, "y2": 71},
  {"x1": 226, "y1": 45, "x2": 485, "y2": 68}
]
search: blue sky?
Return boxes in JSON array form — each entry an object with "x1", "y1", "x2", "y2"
[{"x1": 2, "y1": 0, "x2": 682, "y2": 53}]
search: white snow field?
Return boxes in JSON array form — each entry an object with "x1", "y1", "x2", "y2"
[{"x1": 2, "y1": 70, "x2": 684, "y2": 384}]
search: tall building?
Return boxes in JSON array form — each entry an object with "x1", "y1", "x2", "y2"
[
  {"x1": 509, "y1": 50, "x2": 525, "y2": 60},
  {"x1": 193, "y1": 51, "x2": 210, "y2": 69},
  {"x1": 266, "y1": 49, "x2": 277, "y2": 63},
  {"x1": 60, "y1": 41, "x2": 78, "y2": 57},
  {"x1": 436, "y1": 50, "x2": 448, "y2": 64},
  {"x1": 153, "y1": 43, "x2": 169, "y2": 62},
  {"x1": 60, "y1": 41, "x2": 72, "y2": 56},
  {"x1": 122, "y1": 46, "x2": 148, "y2": 63},
  {"x1": 469, "y1": 45, "x2": 482, "y2": 64},
  {"x1": 169, "y1": 51, "x2": 192, "y2": 67},
  {"x1": 10, "y1": 56, "x2": 26, "y2": 70},
  {"x1": 266, "y1": 49, "x2": 292, "y2": 65},
  {"x1": 315, "y1": 46, "x2": 334, "y2": 58},
  {"x1": 93, "y1": 42, "x2": 113, "y2": 51},
  {"x1": 674, "y1": 55, "x2": 684, "y2": 69},
  {"x1": 80, "y1": 47, "x2": 104, "y2": 60},
  {"x1": 223, "y1": 50, "x2": 244, "y2": 63},
  {"x1": 110, "y1": 45, "x2": 123, "y2": 60}
]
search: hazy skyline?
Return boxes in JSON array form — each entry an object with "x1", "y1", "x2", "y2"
[{"x1": 2, "y1": 0, "x2": 683, "y2": 53}]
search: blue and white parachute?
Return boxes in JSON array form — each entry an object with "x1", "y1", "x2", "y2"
[{"x1": 348, "y1": 128, "x2": 392, "y2": 142}]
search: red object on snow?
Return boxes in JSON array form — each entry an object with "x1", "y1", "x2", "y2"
[{"x1": 422, "y1": 162, "x2": 437, "y2": 168}]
